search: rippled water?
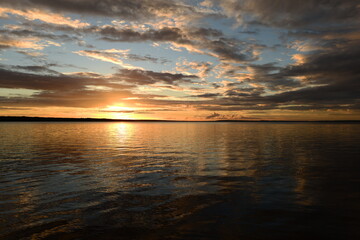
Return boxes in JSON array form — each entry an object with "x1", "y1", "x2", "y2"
[{"x1": 0, "y1": 122, "x2": 359, "y2": 239}]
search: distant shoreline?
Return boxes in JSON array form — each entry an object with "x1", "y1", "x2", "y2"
[{"x1": 0, "y1": 116, "x2": 359, "y2": 123}]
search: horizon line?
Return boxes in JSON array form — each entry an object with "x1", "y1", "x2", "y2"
[{"x1": 1, "y1": 116, "x2": 360, "y2": 123}]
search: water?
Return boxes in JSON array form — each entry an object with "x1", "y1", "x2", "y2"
[{"x1": 0, "y1": 122, "x2": 359, "y2": 239}]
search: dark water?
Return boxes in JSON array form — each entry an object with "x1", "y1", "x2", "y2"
[{"x1": 0, "y1": 122, "x2": 359, "y2": 240}]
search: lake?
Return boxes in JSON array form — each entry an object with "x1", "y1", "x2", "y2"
[{"x1": 0, "y1": 122, "x2": 359, "y2": 239}]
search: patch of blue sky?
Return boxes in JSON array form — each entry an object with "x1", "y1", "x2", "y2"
[
  {"x1": 0, "y1": 17, "x2": 16, "y2": 27},
  {"x1": 203, "y1": 16, "x2": 236, "y2": 35},
  {"x1": 254, "y1": 26, "x2": 284, "y2": 47},
  {"x1": 2, "y1": 50, "x2": 34, "y2": 66},
  {"x1": 255, "y1": 47, "x2": 293, "y2": 67}
]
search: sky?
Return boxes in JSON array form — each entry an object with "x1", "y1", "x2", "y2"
[{"x1": 0, "y1": 0, "x2": 359, "y2": 120}]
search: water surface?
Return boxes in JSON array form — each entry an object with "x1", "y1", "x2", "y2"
[{"x1": 0, "y1": 122, "x2": 359, "y2": 239}]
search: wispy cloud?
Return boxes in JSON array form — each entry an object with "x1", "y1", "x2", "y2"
[
  {"x1": 75, "y1": 49, "x2": 138, "y2": 69},
  {"x1": 0, "y1": 7, "x2": 89, "y2": 28}
]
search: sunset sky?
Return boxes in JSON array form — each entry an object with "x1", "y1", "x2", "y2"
[{"x1": 0, "y1": 0, "x2": 359, "y2": 120}]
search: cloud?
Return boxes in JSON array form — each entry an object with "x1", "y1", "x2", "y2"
[
  {"x1": 0, "y1": 66, "x2": 196, "y2": 109},
  {"x1": 75, "y1": 49, "x2": 168, "y2": 69},
  {"x1": 214, "y1": 0, "x2": 360, "y2": 28},
  {"x1": 16, "y1": 50, "x2": 44, "y2": 57},
  {"x1": 0, "y1": 27, "x2": 81, "y2": 43},
  {"x1": 205, "y1": 38, "x2": 360, "y2": 110},
  {"x1": 265, "y1": 45, "x2": 360, "y2": 105},
  {"x1": 98, "y1": 25, "x2": 262, "y2": 63},
  {"x1": 176, "y1": 60, "x2": 213, "y2": 78},
  {"x1": 11, "y1": 65, "x2": 60, "y2": 75},
  {"x1": 0, "y1": 67, "x2": 105, "y2": 91},
  {"x1": 114, "y1": 69, "x2": 199, "y2": 85},
  {"x1": 0, "y1": 24, "x2": 97, "y2": 51},
  {"x1": 27, "y1": 89, "x2": 136, "y2": 108},
  {"x1": 75, "y1": 49, "x2": 138, "y2": 69},
  {"x1": 0, "y1": 35, "x2": 51, "y2": 50},
  {"x1": 0, "y1": 0, "x2": 209, "y2": 23},
  {"x1": 192, "y1": 93, "x2": 221, "y2": 98},
  {"x1": 0, "y1": 7, "x2": 89, "y2": 28},
  {"x1": 98, "y1": 26, "x2": 191, "y2": 44}
]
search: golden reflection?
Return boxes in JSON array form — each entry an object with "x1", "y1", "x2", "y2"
[{"x1": 108, "y1": 122, "x2": 135, "y2": 141}]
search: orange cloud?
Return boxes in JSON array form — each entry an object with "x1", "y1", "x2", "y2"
[
  {"x1": 0, "y1": 7, "x2": 89, "y2": 28},
  {"x1": 291, "y1": 54, "x2": 306, "y2": 65},
  {"x1": 0, "y1": 35, "x2": 58, "y2": 50},
  {"x1": 176, "y1": 60, "x2": 213, "y2": 78}
]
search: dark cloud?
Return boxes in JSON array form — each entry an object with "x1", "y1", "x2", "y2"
[
  {"x1": 99, "y1": 26, "x2": 191, "y2": 44},
  {"x1": 11, "y1": 65, "x2": 60, "y2": 75},
  {"x1": 0, "y1": 66, "x2": 136, "y2": 108},
  {"x1": 0, "y1": 66, "x2": 198, "y2": 92},
  {"x1": 212, "y1": 83, "x2": 222, "y2": 89},
  {"x1": 282, "y1": 48, "x2": 360, "y2": 85},
  {"x1": 0, "y1": 0, "x2": 205, "y2": 21},
  {"x1": 0, "y1": 26, "x2": 94, "y2": 51},
  {"x1": 0, "y1": 68, "x2": 106, "y2": 90},
  {"x1": 191, "y1": 93, "x2": 221, "y2": 98},
  {"x1": 214, "y1": 0, "x2": 360, "y2": 28},
  {"x1": 0, "y1": 66, "x2": 196, "y2": 108},
  {"x1": 114, "y1": 69, "x2": 198, "y2": 85},
  {"x1": 99, "y1": 26, "x2": 261, "y2": 62},
  {"x1": 0, "y1": 28, "x2": 79, "y2": 42},
  {"x1": 248, "y1": 63, "x2": 303, "y2": 91},
  {"x1": 1, "y1": 89, "x2": 135, "y2": 108},
  {"x1": 168, "y1": 37, "x2": 360, "y2": 110},
  {"x1": 268, "y1": 81, "x2": 360, "y2": 105},
  {"x1": 190, "y1": 28, "x2": 223, "y2": 38},
  {"x1": 206, "y1": 38, "x2": 262, "y2": 62},
  {"x1": 262, "y1": 37, "x2": 360, "y2": 106},
  {"x1": 197, "y1": 104, "x2": 277, "y2": 112},
  {"x1": 224, "y1": 87, "x2": 264, "y2": 98}
]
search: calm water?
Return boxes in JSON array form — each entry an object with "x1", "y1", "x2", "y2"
[{"x1": 0, "y1": 122, "x2": 359, "y2": 240}]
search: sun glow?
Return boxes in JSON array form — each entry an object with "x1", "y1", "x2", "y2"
[
  {"x1": 104, "y1": 105, "x2": 134, "y2": 112},
  {"x1": 100, "y1": 105, "x2": 137, "y2": 119}
]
